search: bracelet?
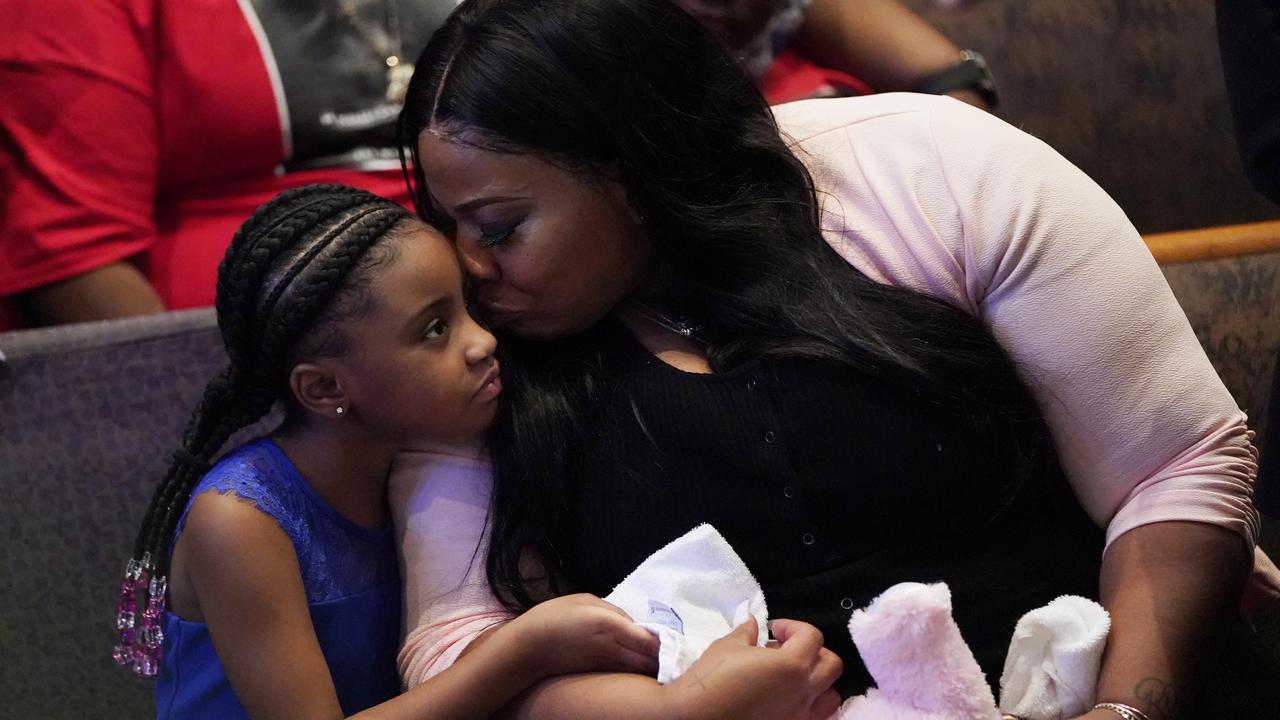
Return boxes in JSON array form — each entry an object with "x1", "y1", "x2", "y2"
[
  {"x1": 910, "y1": 49, "x2": 1000, "y2": 109},
  {"x1": 1094, "y1": 702, "x2": 1153, "y2": 720}
]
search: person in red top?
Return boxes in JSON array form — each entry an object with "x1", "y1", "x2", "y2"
[
  {"x1": 0, "y1": 0, "x2": 988, "y2": 330},
  {"x1": 0, "y1": 0, "x2": 456, "y2": 329}
]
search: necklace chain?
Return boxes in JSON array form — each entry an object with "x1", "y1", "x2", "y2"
[
  {"x1": 337, "y1": 0, "x2": 415, "y2": 104},
  {"x1": 631, "y1": 302, "x2": 703, "y2": 339}
]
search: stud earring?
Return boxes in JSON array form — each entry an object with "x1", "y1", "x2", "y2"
[{"x1": 335, "y1": 406, "x2": 345, "y2": 415}]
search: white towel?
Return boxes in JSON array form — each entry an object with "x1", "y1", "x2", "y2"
[
  {"x1": 998, "y1": 595, "x2": 1111, "y2": 720},
  {"x1": 604, "y1": 524, "x2": 769, "y2": 683}
]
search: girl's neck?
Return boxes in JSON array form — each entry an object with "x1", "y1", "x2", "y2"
[{"x1": 270, "y1": 424, "x2": 398, "y2": 530}]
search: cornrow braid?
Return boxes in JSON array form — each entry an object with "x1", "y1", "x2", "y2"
[
  {"x1": 113, "y1": 184, "x2": 412, "y2": 677},
  {"x1": 132, "y1": 188, "x2": 369, "y2": 576}
]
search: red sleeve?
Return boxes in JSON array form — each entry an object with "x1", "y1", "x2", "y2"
[{"x1": 0, "y1": 0, "x2": 158, "y2": 297}]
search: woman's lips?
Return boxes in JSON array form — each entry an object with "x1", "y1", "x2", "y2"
[{"x1": 482, "y1": 304, "x2": 523, "y2": 327}]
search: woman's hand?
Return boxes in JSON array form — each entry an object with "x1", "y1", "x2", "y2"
[
  {"x1": 666, "y1": 617, "x2": 843, "y2": 720},
  {"x1": 503, "y1": 593, "x2": 660, "y2": 679}
]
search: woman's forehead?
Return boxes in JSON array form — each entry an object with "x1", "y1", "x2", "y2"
[{"x1": 418, "y1": 134, "x2": 565, "y2": 207}]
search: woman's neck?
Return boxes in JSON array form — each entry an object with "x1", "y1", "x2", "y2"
[
  {"x1": 617, "y1": 303, "x2": 713, "y2": 374},
  {"x1": 271, "y1": 425, "x2": 398, "y2": 530}
]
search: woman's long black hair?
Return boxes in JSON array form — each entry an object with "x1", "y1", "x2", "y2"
[
  {"x1": 114, "y1": 184, "x2": 412, "y2": 675},
  {"x1": 398, "y1": 0, "x2": 1046, "y2": 611}
]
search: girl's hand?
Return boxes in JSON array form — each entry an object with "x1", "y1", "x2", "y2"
[
  {"x1": 666, "y1": 617, "x2": 843, "y2": 720},
  {"x1": 505, "y1": 593, "x2": 660, "y2": 679}
]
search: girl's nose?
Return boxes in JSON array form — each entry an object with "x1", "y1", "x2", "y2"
[{"x1": 463, "y1": 315, "x2": 498, "y2": 365}]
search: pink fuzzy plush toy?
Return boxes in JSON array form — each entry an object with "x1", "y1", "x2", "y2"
[{"x1": 836, "y1": 582, "x2": 1002, "y2": 720}]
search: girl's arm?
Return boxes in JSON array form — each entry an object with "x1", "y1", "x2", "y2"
[
  {"x1": 183, "y1": 492, "x2": 654, "y2": 720},
  {"x1": 361, "y1": 593, "x2": 661, "y2": 720},
  {"x1": 390, "y1": 452, "x2": 843, "y2": 720},
  {"x1": 496, "y1": 618, "x2": 842, "y2": 720},
  {"x1": 181, "y1": 492, "x2": 346, "y2": 719},
  {"x1": 392, "y1": 449, "x2": 515, "y2": 686}
]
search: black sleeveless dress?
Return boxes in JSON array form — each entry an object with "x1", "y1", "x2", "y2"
[{"x1": 547, "y1": 322, "x2": 1280, "y2": 715}]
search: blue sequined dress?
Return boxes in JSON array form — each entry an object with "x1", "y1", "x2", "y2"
[{"x1": 155, "y1": 438, "x2": 401, "y2": 719}]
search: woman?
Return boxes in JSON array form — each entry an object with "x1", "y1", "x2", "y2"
[{"x1": 393, "y1": 1, "x2": 1277, "y2": 718}]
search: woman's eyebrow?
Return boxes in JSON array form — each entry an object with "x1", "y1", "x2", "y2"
[{"x1": 454, "y1": 195, "x2": 525, "y2": 215}]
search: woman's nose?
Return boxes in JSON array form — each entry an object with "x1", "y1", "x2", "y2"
[
  {"x1": 463, "y1": 316, "x2": 498, "y2": 365},
  {"x1": 458, "y1": 242, "x2": 500, "y2": 282}
]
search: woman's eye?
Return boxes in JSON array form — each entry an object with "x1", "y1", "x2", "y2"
[
  {"x1": 423, "y1": 319, "x2": 449, "y2": 340},
  {"x1": 477, "y1": 224, "x2": 517, "y2": 248}
]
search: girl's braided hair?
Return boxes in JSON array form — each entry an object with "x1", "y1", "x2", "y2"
[{"x1": 112, "y1": 183, "x2": 413, "y2": 676}]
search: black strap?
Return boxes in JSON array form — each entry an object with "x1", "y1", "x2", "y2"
[{"x1": 911, "y1": 53, "x2": 999, "y2": 109}]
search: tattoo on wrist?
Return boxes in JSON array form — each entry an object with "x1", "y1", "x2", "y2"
[{"x1": 1134, "y1": 677, "x2": 1178, "y2": 720}]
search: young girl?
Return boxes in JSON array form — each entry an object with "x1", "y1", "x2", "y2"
[{"x1": 111, "y1": 184, "x2": 661, "y2": 719}]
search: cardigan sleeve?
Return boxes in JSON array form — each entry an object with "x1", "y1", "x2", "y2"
[
  {"x1": 782, "y1": 93, "x2": 1259, "y2": 552},
  {"x1": 389, "y1": 449, "x2": 513, "y2": 687}
]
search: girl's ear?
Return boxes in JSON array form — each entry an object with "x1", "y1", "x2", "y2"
[{"x1": 288, "y1": 361, "x2": 348, "y2": 418}]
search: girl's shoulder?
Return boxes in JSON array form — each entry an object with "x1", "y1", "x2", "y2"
[
  {"x1": 177, "y1": 438, "x2": 307, "y2": 548},
  {"x1": 191, "y1": 438, "x2": 301, "y2": 518},
  {"x1": 183, "y1": 438, "x2": 398, "y2": 603}
]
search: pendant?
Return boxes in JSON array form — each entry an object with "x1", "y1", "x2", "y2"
[
  {"x1": 633, "y1": 302, "x2": 702, "y2": 339},
  {"x1": 385, "y1": 56, "x2": 415, "y2": 105}
]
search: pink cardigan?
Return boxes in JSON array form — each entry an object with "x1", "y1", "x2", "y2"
[{"x1": 389, "y1": 93, "x2": 1261, "y2": 688}]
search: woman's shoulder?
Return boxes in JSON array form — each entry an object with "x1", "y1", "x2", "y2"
[
  {"x1": 772, "y1": 92, "x2": 984, "y2": 142},
  {"x1": 773, "y1": 93, "x2": 1046, "y2": 182},
  {"x1": 774, "y1": 93, "x2": 1086, "y2": 315}
]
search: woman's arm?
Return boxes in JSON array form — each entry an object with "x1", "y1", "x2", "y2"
[
  {"x1": 783, "y1": 95, "x2": 1258, "y2": 553},
  {"x1": 939, "y1": 97, "x2": 1255, "y2": 718},
  {"x1": 778, "y1": 94, "x2": 1261, "y2": 720},
  {"x1": 1079, "y1": 522, "x2": 1249, "y2": 720}
]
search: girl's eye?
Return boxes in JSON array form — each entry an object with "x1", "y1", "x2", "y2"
[
  {"x1": 423, "y1": 319, "x2": 449, "y2": 340},
  {"x1": 477, "y1": 224, "x2": 517, "y2": 248}
]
